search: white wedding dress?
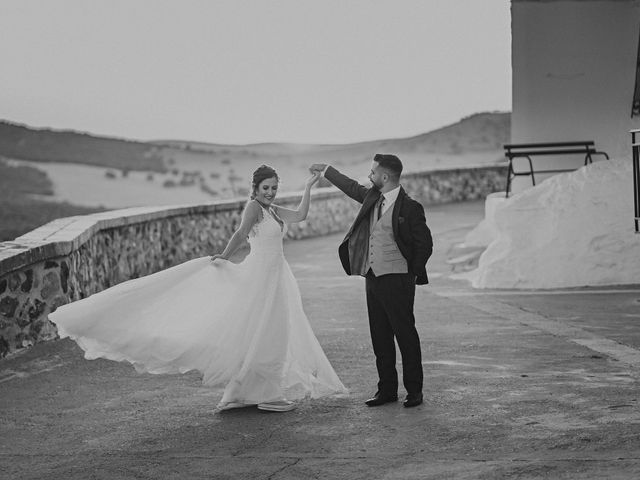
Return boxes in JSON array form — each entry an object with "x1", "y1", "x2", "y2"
[{"x1": 50, "y1": 206, "x2": 347, "y2": 408}]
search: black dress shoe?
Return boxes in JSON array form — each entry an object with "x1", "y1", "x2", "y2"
[
  {"x1": 403, "y1": 392, "x2": 423, "y2": 408},
  {"x1": 365, "y1": 392, "x2": 398, "y2": 407}
]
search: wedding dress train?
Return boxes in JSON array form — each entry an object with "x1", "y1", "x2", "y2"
[{"x1": 49, "y1": 206, "x2": 347, "y2": 408}]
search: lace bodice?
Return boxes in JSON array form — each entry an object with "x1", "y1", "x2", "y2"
[{"x1": 248, "y1": 206, "x2": 287, "y2": 254}]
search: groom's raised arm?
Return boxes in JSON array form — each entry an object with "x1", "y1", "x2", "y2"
[{"x1": 310, "y1": 164, "x2": 369, "y2": 204}]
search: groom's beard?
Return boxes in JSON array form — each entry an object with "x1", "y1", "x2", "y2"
[{"x1": 370, "y1": 179, "x2": 383, "y2": 190}]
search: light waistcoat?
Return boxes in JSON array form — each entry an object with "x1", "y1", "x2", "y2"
[{"x1": 363, "y1": 202, "x2": 408, "y2": 276}]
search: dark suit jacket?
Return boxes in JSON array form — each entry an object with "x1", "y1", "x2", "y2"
[{"x1": 325, "y1": 166, "x2": 433, "y2": 285}]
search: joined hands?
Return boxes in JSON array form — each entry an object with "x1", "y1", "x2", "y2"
[{"x1": 309, "y1": 164, "x2": 327, "y2": 175}]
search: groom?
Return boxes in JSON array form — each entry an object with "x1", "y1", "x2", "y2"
[{"x1": 310, "y1": 154, "x2": 433, "y2": 408}]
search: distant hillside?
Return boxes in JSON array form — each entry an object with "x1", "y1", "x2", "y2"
[
  {"x1": 0, "y1": 112, "x2": 510, "y2": 173},
  {"x1": 153, "y1": 111, "x2": 511, "y2": 158},
  {"x1": 375, "y1": 111, "x2": 511, "y2": 154},
  {"x1": 0, "y1": 121, "x2": 166, "y2": 172},
  {"x1": 148, "y1": 111, "x2": 511, "y2": 179}
]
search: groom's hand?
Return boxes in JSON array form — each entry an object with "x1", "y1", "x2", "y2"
[{"x1": 309, "y1": 163, "x2": 327, "y2": 174}]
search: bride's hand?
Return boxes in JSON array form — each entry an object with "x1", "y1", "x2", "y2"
[
  {"x1": 210, "y1": 254, "x2": 228, "y2": 264},
  {"x1": 305, "y1": 172, "x2": 321, "y2": 189}
]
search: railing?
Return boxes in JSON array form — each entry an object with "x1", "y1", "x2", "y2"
[{"x1": 631, "y1": 129, "x2": 640, "y2": 233}]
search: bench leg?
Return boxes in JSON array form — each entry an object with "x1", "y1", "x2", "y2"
[
  {"x1": 584, "y1": 153, "x2": 593, "y2": 165},
  {"x1": 527, "y1": 156, "x2": 536, "y2": 186}
]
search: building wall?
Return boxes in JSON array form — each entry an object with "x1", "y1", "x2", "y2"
[{"x1": 511, "y1": 0, "x2": 640, "y2": 191}]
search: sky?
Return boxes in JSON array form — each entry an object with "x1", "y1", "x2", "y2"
[{"x1": 0, "y1": 0, "x2": 511, "y2": 145}]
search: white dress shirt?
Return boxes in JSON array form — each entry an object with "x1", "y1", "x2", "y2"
[{"x1": 379, "y1": 186, "x2": 400, "y2": 216}]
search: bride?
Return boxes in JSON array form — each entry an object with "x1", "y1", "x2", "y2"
[{"x1": 49, "y1": 165, "x2": 347, "y2": 412}]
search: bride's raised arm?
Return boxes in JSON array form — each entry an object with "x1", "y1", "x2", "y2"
[
  {"x1": 273, "y1": 172, "x2": 320, "y2": 224},
  {"x1": 210, "y1": 200, "x2": 261, "y2": 262}
]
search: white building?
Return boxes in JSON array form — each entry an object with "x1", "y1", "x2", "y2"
[
  {"x1": 458, "y1": 0, "x2": 640, "y2": 288},
  {"x1": 510, "y1": 0, "x2": 640, "y2": 192}
]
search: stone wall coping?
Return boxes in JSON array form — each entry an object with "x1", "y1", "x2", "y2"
[
  {"x1": 0, "y1": 189, "x2": 339, "y2": 275},
  {"x1": 0, "y1": 163, "x2": 504, "y2": 276}
]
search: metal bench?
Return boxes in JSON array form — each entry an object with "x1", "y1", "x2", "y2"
[{"x1": 503, "y1": 141, "x2": 609, "y2": 197}]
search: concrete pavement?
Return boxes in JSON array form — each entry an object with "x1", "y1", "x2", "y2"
[{"x1": 1, "y1": 200, "x2": 640, "y2": 479}]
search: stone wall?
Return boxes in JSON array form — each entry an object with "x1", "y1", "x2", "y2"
[{"x1": 0, "y1": 165, "x2": 506, "y2": 357}]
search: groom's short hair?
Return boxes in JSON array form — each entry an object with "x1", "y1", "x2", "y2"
[{"x1": 373, "y1": 154, "x2": 402, "y2": 180}]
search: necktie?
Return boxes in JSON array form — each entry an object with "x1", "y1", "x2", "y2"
[{"x1": 376, "y1": 196, "x2": 385, "y2": 221}]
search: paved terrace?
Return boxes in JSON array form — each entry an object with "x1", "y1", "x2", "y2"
[{"x1": 1, "y1": 200, "x2": 640, "y2": 480}]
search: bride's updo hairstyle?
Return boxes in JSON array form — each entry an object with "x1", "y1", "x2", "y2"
[{"x1": 250, "y1": 164, "x2": 279, "y2": 200}]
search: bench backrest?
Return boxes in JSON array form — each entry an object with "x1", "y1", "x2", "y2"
[{"x1": 504, "y1": 141, "x2": 597, "y2": 158}]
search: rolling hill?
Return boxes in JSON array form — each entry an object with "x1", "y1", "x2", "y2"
[
  {"x1": 0, "y1": 111, "x2": 510, "y2": 174},
  {"x1": 0, "y1": 121, "x2": 166, "y2": 172},
  {"x1": 152, "y1": 111, "x2": 510, "y2": 165}
]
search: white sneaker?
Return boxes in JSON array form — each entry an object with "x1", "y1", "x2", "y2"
[{"x1": 257, "y1": 400, "x2": 296, "y2": 412}]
